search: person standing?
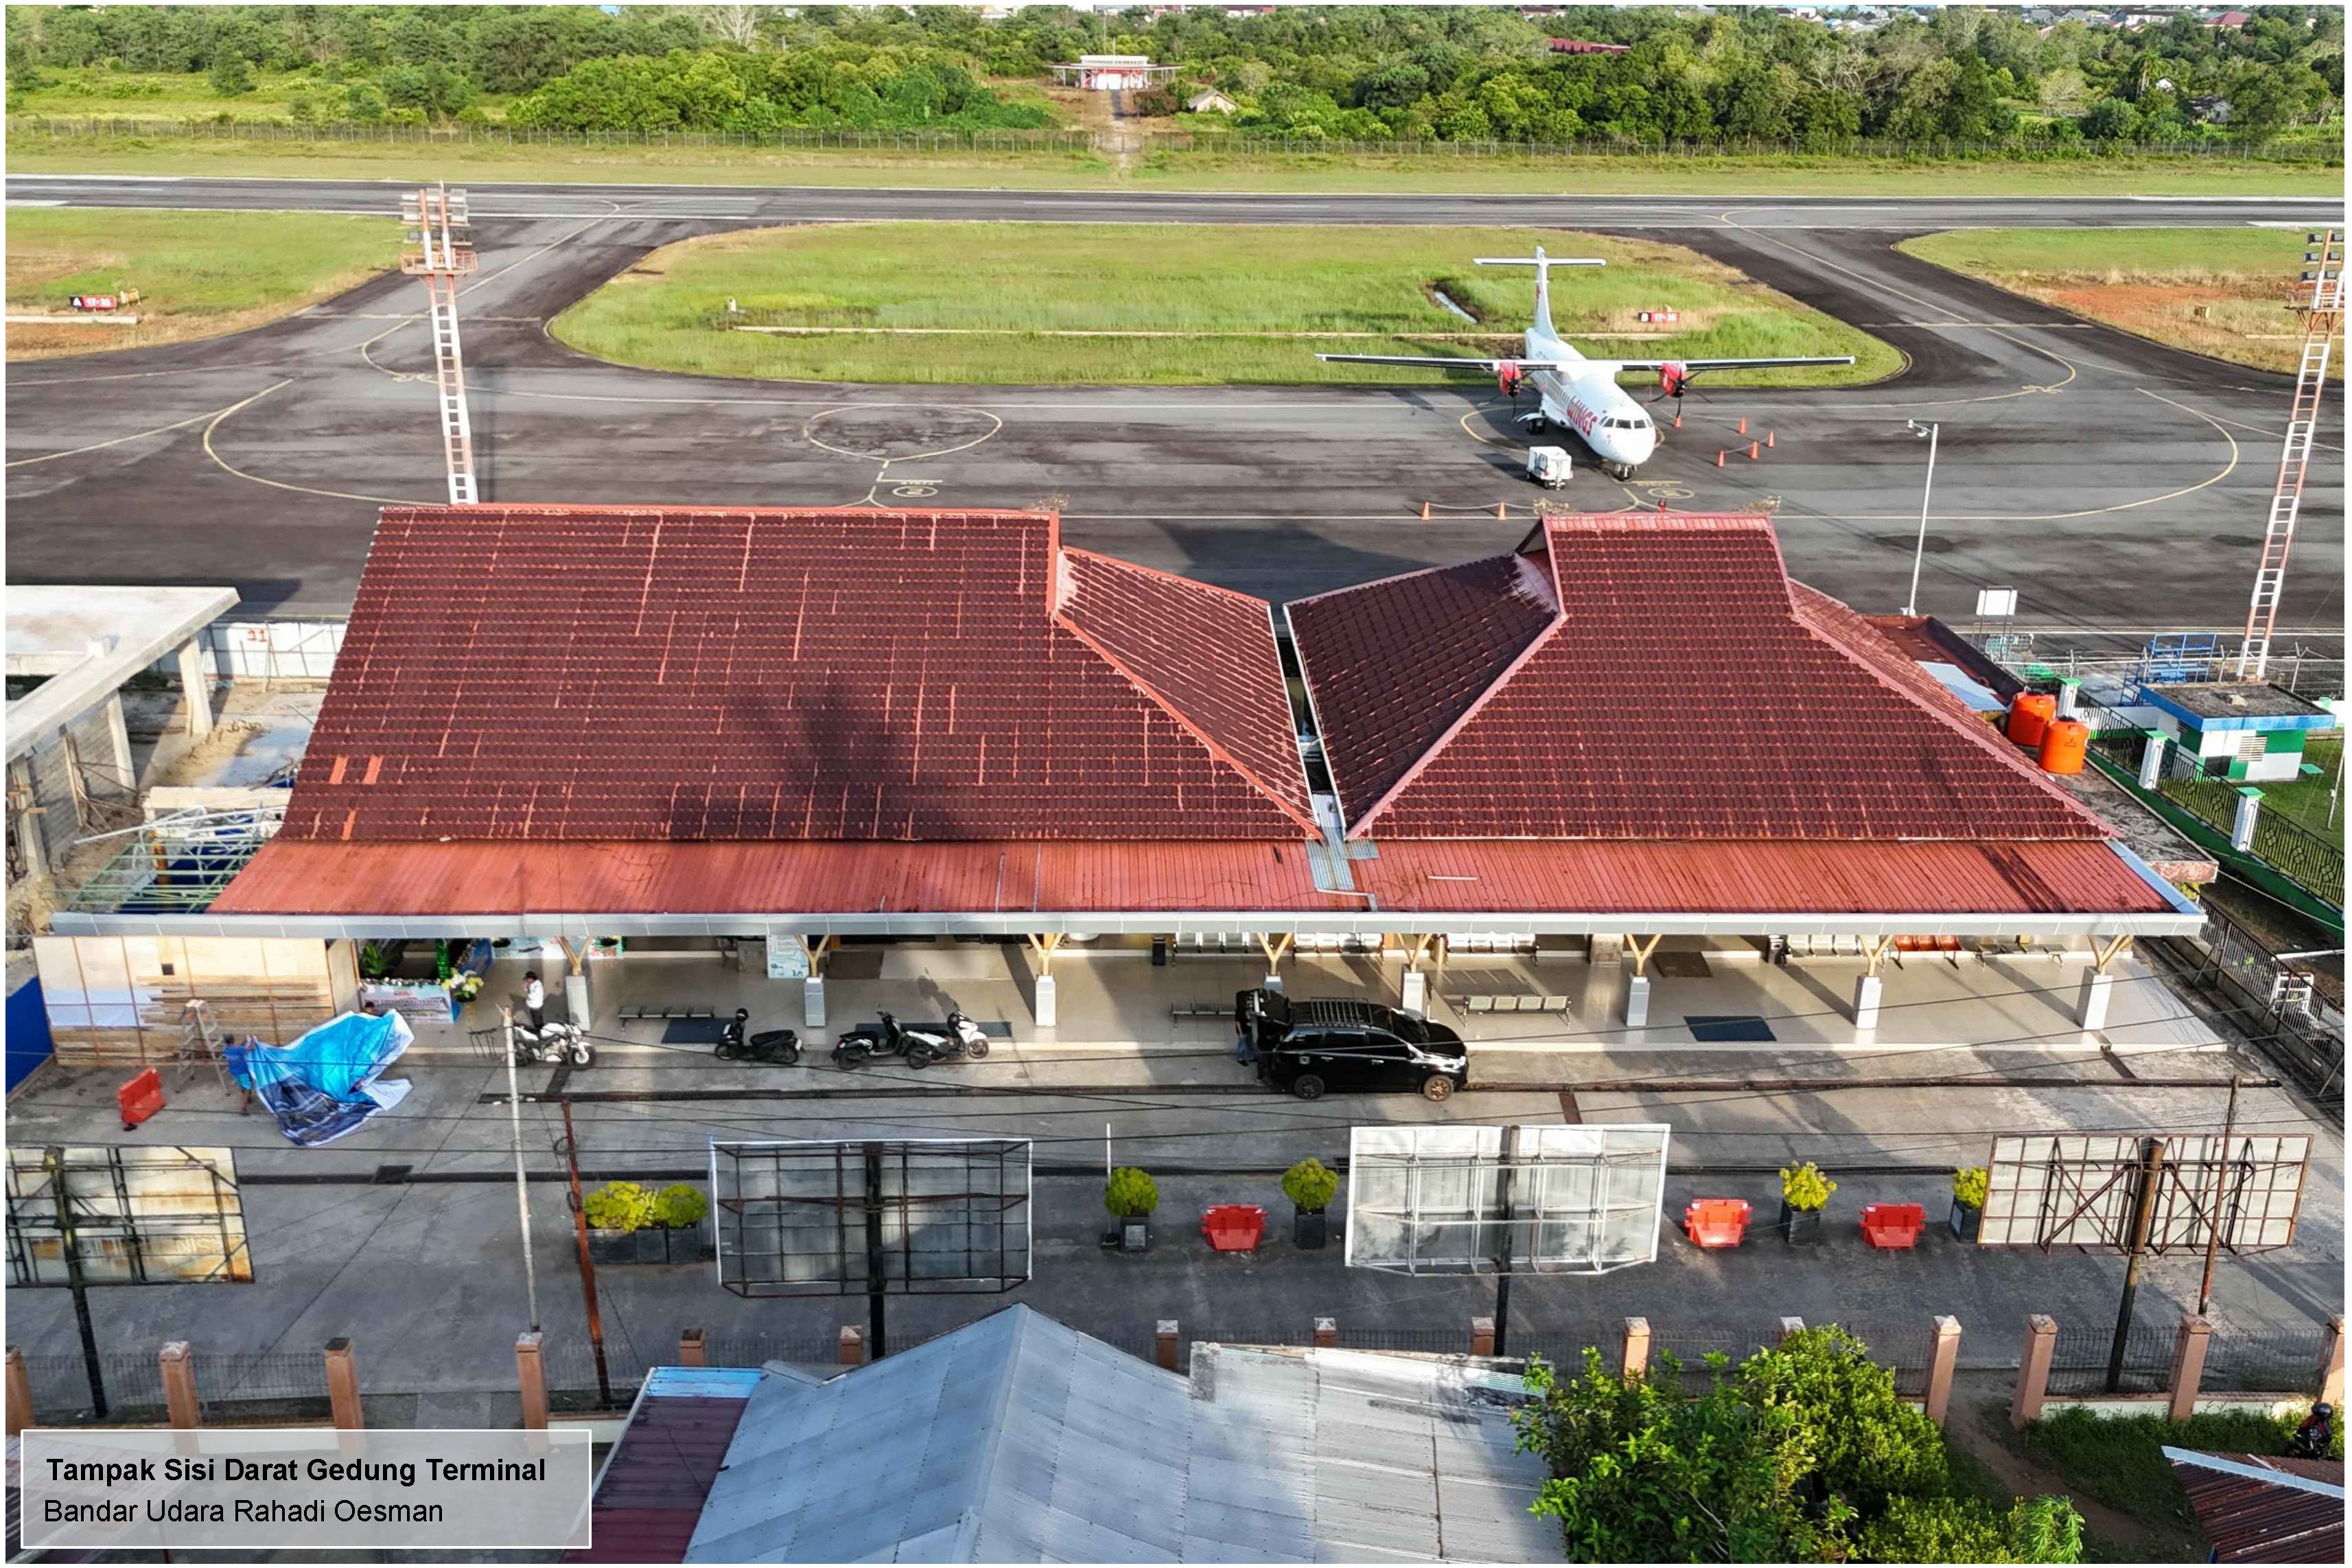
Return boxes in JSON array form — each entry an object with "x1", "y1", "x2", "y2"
[{"x1": 523, "y1": 970, "x2": 546, "y2": 1032}]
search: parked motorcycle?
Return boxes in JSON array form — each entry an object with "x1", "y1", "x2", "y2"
[
  {"x1": 832, "y1": 1010, "x2": 990, "y2": 1070},
  {"x1": 513, "y1": 1019, "x2": 593, "y2": 1067},
  {"x1": 715, "y1": 1008, "x2": 802, "y2": 1066},
  {"x1": 2287, "y1": 1401, "x2": 2334, "y2": 1460}
]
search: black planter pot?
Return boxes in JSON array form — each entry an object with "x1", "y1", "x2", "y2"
[
  {"x1": 1294, "y1": 1208, "x2": 1328, "y2": 1250},
  {"x1": 588, "y1": 1223, "x2": 712, "y2": 1265},
  {"x1": 1780, "y1": 1201, "x2": 1825, "y2": 1247},
  {"x1": 1949, "y1": 1198, "x2": 1983, "y2": 1241}
]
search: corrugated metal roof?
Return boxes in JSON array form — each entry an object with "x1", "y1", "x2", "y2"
[
  {"x1": 579, "y1": 1390, "x2": 754, "y2": 1563},
  {"x1": 2165, "y1": 1449, "x2": 2344, "y2": 1563},
  {"x1": 683, "y1": 1307, "x2": 1563, "y2": 1563},
  {"x1": 212, "y1": 836, "x2": 2168, "y2": 917},
  {"x1": 1288, "y1": 514, "x2": 2112, "y2": 843},
  {"x1": 283, "y1": 506, "x2": 1314, "y2": 845}
]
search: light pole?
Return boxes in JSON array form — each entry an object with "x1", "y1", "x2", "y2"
[{"x1": 1904, "y1": 419, "x2": 1938, "y2": 616}]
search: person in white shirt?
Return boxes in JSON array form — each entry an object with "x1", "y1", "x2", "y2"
[{"x1": 523, "y1": 971, "x2": 546, "y2": 1031}]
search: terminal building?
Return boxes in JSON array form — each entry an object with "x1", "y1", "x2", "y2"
[{"x1": 37, "y1": 505, "x2": 2201, "y2": 1053}]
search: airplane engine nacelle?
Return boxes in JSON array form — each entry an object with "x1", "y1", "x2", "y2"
[
  {"x1": 1658, "y1": 362, "x2": 1689, "y2": 399},
  {"x1": 1497, "y1": 362, "x2": 1524, "y2": 397}
]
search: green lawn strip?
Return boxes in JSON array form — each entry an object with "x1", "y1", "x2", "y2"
[
  {"x1": 1899, "y1": 226, "x2": 2316, "y2": 281},
  {"x1": 6, "y1": 131, "x2": 2341, "y2": 196},
  {"x1": 2258, "y1": 734, "x2": 2345, "y2": 835},
  {"x1": 5, "y1": 207, "x2": 400, "y2": 355},
  {"x1": 2018, "y1": 1405, "x2": 2335, "y2": 1552},
  {"x1": 551, "y1": 221, "x2": 1896, "y2": 388}
]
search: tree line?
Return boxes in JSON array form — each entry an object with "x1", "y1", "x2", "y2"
[{"x1": 4, "y1": 4, "x2": 2342, "y2": 147}]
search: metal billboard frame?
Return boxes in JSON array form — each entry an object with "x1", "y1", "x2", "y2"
[
  {"x1": 1345, "y1": 1123, "x2": 1672, "y2": 1276},
  {"x1": 709, "y1": 1138, "x2": 1032, "y2": 1357},
  {"x1": 1977, "y1": 1133, "x2": 2309, "y2": 1255}
]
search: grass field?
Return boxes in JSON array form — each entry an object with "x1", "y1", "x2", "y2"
[
  {"x1": 2261, "y1": 733, "x2": 2344, "y2": 834},
  {"x1": 1898, "y1": 226, "x2": 2344, "y2": 375},
  {"x1": 5, "y1": 208, "x2": 400, "y2": 359},
  {"x1": 2014, "y1": 1405, "x2": 2339, "y2": 1560},
  {"x1": 551, "y1": 222, "x2": 1900, "y2": 388},
  {"x1": 6, "y1": 128, "x2": 2342, "y2": 196}
]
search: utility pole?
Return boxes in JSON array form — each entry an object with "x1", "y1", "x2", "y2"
[
  {"x1": 502, "y1": 1007, "x2": 540, "y2": 1333},
  {"x1": 863, "y1": 1142, "x2": 888, "y2": 1359},
  {"x1": 2197, "y1": 1077, "x2": 2242, "y2": 1317},
  {"x1": 1904, "y1": 419, "x2": 1938, "y2": 616},
  {"x1": 45, "y1": 1147, "x2": 106, "y2": 1418},
  {"x1": 558, "y1": 1099, "x2": 611, "y2": 1407},
  {"x1": 2106, "y1": 1136, "x2": 2167, "y2": 1393},
  {"x1": 1491, "y1": 1125, "x2": 1522, "y2": 1357}
]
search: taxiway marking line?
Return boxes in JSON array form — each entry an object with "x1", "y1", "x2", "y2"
[
  {"x1": 6, "y1": 399, "x2": 240, "y2": 467},
  {"x1": 199, "y1": 379, "x2": 429, "y2": 505}
]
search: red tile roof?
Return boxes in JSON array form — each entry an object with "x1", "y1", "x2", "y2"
[
  {"x1": 212, "y1": 835, "x2": 2167, "y2": 917},
  {"x1": 1288, "y1": 513, "x2": 2112, "y2": 843},
  {"x1": 286, "y1": 506, "x2": 1314, "y2": 844}
]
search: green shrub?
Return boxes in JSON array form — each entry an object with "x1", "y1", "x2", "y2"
[
  {"x1": 1281, "y1": 1158, "x2": 1339, "y2": 1213},
  {"x1": 1857, "y1": 1494, "x2": 2083, "y2": 1563},
  {"x1": 2021, "y1": 1406, "x2": 2337, "y2": 1534},
  {"x1": 651, "y1": 1183, "x2": 708, "y2": 1229},
  {"x1": 1780, "y1": 1161, "x2": 1836, "y2": 1210},
  {"x1": 583, "y1": 1180, "x2": 655, "y2": 1232},
  {"x1": 1953, "y1": 1166, "x2": 1990, "y2": 1208},
  {"x1": 1104, "y1": 1167, "x2": 1158, "y2": 1219}
]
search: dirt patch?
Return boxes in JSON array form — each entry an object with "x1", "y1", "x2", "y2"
[{"x1": 1946, "y1": 1395, "x2": 2204, "y2": 1563}]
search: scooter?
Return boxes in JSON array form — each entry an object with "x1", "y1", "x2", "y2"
[
  {"x1": 714, "y1": 1008, "x2": 802, "y2": 1066},
  {"x1": 2287, "y1": 1401, "x2": 2334, "y2": 1460},
  {"x1": 513, "y1": 1019, "x2": 593, "y2": 1067},
  {"x1": 833, "y1": 1010, "x2": 990, "y2": 1070}
]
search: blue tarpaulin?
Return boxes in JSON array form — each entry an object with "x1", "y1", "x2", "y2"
[{"x1": 229, "y1": 1011, "x2": 412, "y2": 1147}]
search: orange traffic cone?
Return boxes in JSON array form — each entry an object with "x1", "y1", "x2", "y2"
[
  {"x1": 1421, "y1": 501, "x2": 1432, "y2": 519},
  {"x1": 1495, "y1": 502, "x2": 1508, "y2": 519},
  {"x1": 1747, "y1": 441, "x2": 1760, "y2": 460},
  {"x1": 1765, "y1": 430, "x2": 1775, "y2": 449},
  {"x1": 1736, "y1": 417, "x2": 1748, "y2": 436},
  {"x1": 1715, "y1": 450, "x2": 1726, "y2": 467},
  {"x1": 1671, "y1": 411, "x2": 1682, "y2": 429}
]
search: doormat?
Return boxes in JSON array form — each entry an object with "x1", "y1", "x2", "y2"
[
  {"x1": 1653, "y1": 950, "x2": 1714, "y2": 979},
  {"x1": 1685, "y1": 1014, "x2": 1774, "y2": 1042},
  {"x1": 661, "y1": 1016, "x2": 727, "y2": 1044}
]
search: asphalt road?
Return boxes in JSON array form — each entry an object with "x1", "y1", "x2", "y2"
[{"x1": 5, "y1": 175, "x2": 2344, "y2": 636}]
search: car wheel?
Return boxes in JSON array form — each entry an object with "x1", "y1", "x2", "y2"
[
  {"x1": 1422, "y1": 1075, "x2": 1455, "y2": 1102},
  {"x1": 1292, "y1": 1074, "x2": 1326, "y2": 1101}
]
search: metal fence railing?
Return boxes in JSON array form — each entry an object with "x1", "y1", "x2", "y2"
[
  {"x1": 3, "y1": 116, "x2": 2341, "y2": 165},
  {"x1": 2173, "y1": 904, "x2": 2346, "y2": 1102},
  {"x1": 2044, "y1": 1320, "x2": 2178, "y2": 1397},
  {"x1": 2202, "y1": 1325, "x2": 2333, "y2": 1396},
  {"x1": 2251, "y1": 809, "x2": 2345, "y2": 909}
]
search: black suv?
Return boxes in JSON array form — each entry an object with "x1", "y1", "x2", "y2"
[{"x1": 1235, "y1": 990, "x2": 1469, "y2": 1101}]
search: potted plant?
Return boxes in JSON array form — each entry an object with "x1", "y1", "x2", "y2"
[
  {"x1": 1282, "y1": 1158, "x2": 1340, "y2": 1250},
  {"x1": 1105, "y1": 1167, "x2": 1158, "y2": 1253},
  {"x1": 1778, "y1": 1162, "x2": 1835, "y2": 1248},
  {"x1": 652, "y1": 1182, "x2": 713, "y2": 1262},
  {"x1": 1950, "y1": 1165, "x2": 1988, "y2": 1241},
  {"x1": 445, "y1": 968, "x2": 484, "y2": 1020},
  {"x1": 585, "y1": 1180, "x2": 660, "y2": 1264}
]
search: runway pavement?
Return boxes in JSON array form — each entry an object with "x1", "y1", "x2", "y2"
[{"x1": 5, "y1": 174, "x2": 2344, "y2": 635}]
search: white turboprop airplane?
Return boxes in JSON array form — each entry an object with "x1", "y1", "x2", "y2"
[{"x1": 1317, "y1": 247, "x2": 1856, "y2": 479}]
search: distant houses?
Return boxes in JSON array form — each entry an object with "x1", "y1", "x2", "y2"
[
  {"x1": 1186, "y1": 89, "x2": 1239, "y2": 115},
  {"x1": 1547, "y1": 38, "x2": 1631, "y2": 56}
]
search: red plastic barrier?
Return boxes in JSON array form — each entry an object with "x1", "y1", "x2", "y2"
[
  {"x1": 1684, "y1": 1198, "x2": 1752, "y2": 1248},
  {"x1": 1860, "y1": 1202, "x2": 1926, "y2": 1250},
  {"x1": 117, "y1": 1068, "x2": 165, "y2": 1130},
  {"x1": 1200, "y1": 1204, "x2": 1267, "y2": 1253}
]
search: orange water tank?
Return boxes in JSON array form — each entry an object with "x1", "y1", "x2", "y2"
[
  {"x1": 2038, "y1": 718, "x2": 2090, "y2": 775},
  {"x1": 2007, "y1": 692, "x2": 2057, "y2": 747}
]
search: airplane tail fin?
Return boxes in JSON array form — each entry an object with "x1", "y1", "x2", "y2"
[{"x1": 1474, "y1": 248, "x2": 1605, "y2": 338}]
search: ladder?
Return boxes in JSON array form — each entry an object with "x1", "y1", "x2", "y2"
[
  {"x1": 2237, "y1": 229, "x2": 2340, "y2": 681},
  {"x1": 176, "y1": 999, "x2": 230, "y2": 1092},
  {"x1": 399, "y1": 185, "x2": 480, "y2": 507}
]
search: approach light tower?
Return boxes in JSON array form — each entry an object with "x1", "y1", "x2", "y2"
[
  {"x1": 400, "y1": 184, "x2": 479, "y2": 506},
  {"x1": 2235, "y1": 228, "x2": 2340, "y2": 681}
]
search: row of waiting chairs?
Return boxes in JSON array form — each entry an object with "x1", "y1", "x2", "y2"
[{"x1": 1452, "y1": 994, "x2": 1572, "y2": 1014}]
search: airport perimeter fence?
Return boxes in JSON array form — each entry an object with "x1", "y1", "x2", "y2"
[
  {"x1": 5, "y1": 116, "x2": 2342, "y2": 165},
  {"x1": 2175, "y1": 903, "x2": 2346, "y2": 1102},
  {"x1": 2043, "y1": 1319, "x2": 2179, "y2": 1397},
  {"x1": 16, "y1": 1348, "x2": 332, "y2": 1426}
]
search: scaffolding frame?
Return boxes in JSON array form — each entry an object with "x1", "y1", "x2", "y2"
[
  {"x1": 400, "y1": 184, "x2": 479, "y2": 506},
  {"x1": 2237, "y1": 228, "x2": 2341, "y2": 680}
]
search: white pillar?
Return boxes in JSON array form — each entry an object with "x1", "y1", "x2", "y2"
[
  {"x1": 802, "y1": 975, "x2": 826, "y2": 1030},
  {"x1": 1852, "y1": 972, "x2": 1883, "y2": 1031},
  {"x1": 2138, "y1": 733, "x2": 2167, "y2": 790},
  {"x1": 1400, "y1": 968, "x2": 1428, "y2": 1018},
  {"x1": 1623, "y1": 974, "x2": 1651, "y2": 1029},
  {"x1": 1034, "y1": 974, "x2": 1058, "y2": 1029},
  {"x1": 563, "y1": 970, "x2": 592, "y2": 1029},
  {"x1": 175, "y1": 637, "x2": 215, "y2": 740},
  {"x1": 1262, "y1": 971, "x2": 1284, "y2": 995},
  {"x1": 2229, "y1": 789, "x2": 2261, "y2": 853},
  {"x1": 2077, "y1": 970, "x2": 2115, "y2": 1031}
]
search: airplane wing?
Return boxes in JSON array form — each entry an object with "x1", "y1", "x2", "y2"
[
  {"x1": 1314, "y1": 354, "x2": 1579, "y2": 371},
  {"x1": 1609, "y1": 355, "x2": 1856, "y2": 373}
]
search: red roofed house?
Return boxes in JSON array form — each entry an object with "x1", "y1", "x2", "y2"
[
  {"x1": 42, "y1": 505, "x2": 2197, "y2": 1049},
  {"x1": 1548, "y1": 38, "x2": 1631, "y2": 54}
]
